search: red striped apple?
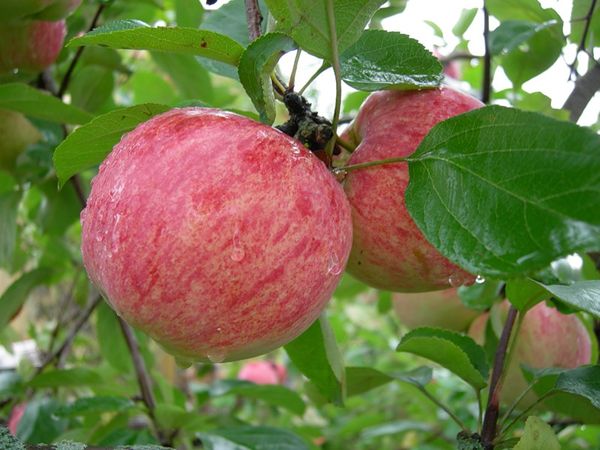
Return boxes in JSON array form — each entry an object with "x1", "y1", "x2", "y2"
[
  {"x1": 341, "y1": 87, "x2": 483, "y2": 292},
  {"x1": 0, "y1": 19, "x2": 65, "y2": 74},
  {"x1": 81, "y1": 108, "x2": 353, "y2": 363},
  {"x1": 393, "y1": 288, "x2": 478, "y2": 331}
]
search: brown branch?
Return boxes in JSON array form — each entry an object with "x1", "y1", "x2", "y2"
[
  {"x1": 563, "y1": 63, "x2": 600, "y2": 122},
  {"x1": 482, "y1": 3, "x2": 492, "y2": 104},
  {"x1": 569, "y1": 0, "x2": 598, "y2": 80},
  {"x1": 35, "y1": 295, "x2": 103, "y2": 374},
  {"x1": 57, "y1": 3, "x2": 106, "y2": 98},
  {"x1": 481, "y1": 305, "x2": 518, "y2": 449},
  {"x1": 244, "y1": 0, "x2": 263, "y2": 42}
]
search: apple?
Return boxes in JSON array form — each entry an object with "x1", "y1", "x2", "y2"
[
  {"x1": 467, "y1": 311, "x2": 489, "y2": 346},
  {"x1": 34, "y1": 0, "x2": 82, "y2": 20},
  {"x1": 81, "y1": 108, "x2": 353, "y2": 364},
  {"x1": 0, "y1": 19, "x2": 66, "y2": 74},
  {"x1": 7, "y1": 403, "x2": 26, "y2": 436},
  {"x1": 392, "y1": 288, "x2": 479, "y2": 331},
  {"x1": 433, "y1": 49, "x2": 461, "y2": 80},
  {"x1": 474, "y1": 301, "x2": 593, "y2": 408},
  {"x1": 238, "y1": 360, "x2": 287, "y2": 385},
  {"x1": 0, "y1": 109, "x2": 42, "y2": 172},
  {"x1": 341, "y1": 87, "x2": 483, "y2": 292}
]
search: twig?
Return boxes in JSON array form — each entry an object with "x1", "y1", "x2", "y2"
[
  {"x1": 35, "y1": 295, "x2": 103, "y2": 374},
  {"x1": 244, "y1": 0, "x2": 263, "y2": 42},
  {"x1": 57, "y1": 3, "x2": 106, "y2": 98},
  {"x1": 482, "y1": 2, "x2": 492, "y2": 104},
  {"x1": 569, "y1": 0, "x2": 597, "y2": 80},
  {"x1": 563, "y1": 63, "x2": 600, "y2": 122},
  {"x1": 481, "y1": 305, "x2": 518, "y2": 448},
  {"x1": 45, "y1": 271, "x2": 81, "y2": 358},
  {"x1": 298, "y1": 62, "x2": 329, "y2": 95},
  {"x1": 337, "y1": 156, "x2": 407, "y2": 173},
  {"x1": 288, "y1": 49, "x2": 302, "y2": 91},
  {"x1": 324, "y1": 0, "x2": 342, "y2": 159},
  {"x1": 417, "y1": 386, "x2": 469, "y2": 432}
]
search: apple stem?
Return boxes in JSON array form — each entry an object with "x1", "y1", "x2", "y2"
[
  {"x1": 288, "y1": 49, "x2": 302, "y2": 91},
  {"x1": 324, "y1": 0, "x2": 343, "y2": 160},
  {"x1": 336, "y1": 136, "x2": 356, "y2": 152},
  {"x1": 480, "y1": 305, "x2": 518, "y2": 449},
  {"x1": 334, "y1": 157, "x2": 408, "y2": 175},
  {"x1": 298, "y1": 62, "x2": 329, "y2": 95}
]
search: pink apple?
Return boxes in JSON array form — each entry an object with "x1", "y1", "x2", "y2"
[
  {"x1": 467, "y1": 311, "x2": 489, "y2": 346},
  {"x1": 7, "y1": 403, "x2": 26, "y2": 435},
  {"x1": 0, "y1": 19, "x2": 66, "y2": 74},
  {"x1": 483, "y1": 301, "x2": 593, "y2": 407},
  {"x1": 238, "y1": 360, "x2": 287, "y2": 385},
  {"x1": 0, "y1": 109, "x2": 42, "y2": 172},
  {"x1": 341, "y1": 87, "x2": 483, "y2": 292},
  {"x1": 432, "y1": 49, "x2": 461, "y2": 80},
  {"x1": 81, "y1": 108, "x2": 353, "y2": 363},
  {"x1": 392, "y1": 288, "x2": 478, "y2": 331}
]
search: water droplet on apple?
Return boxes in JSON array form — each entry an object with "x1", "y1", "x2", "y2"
[
  {"x1": 448, "y1": 273, "x2": 464, "y2": 287},
  {"x1": 475, "y1": 275, "x2": 486, "y2": 284},
  {"x1": 327, "y1": 252, "x2": 342, "y2": 275},
  {"x1": 207, "y1": 350, "x2": 226, "y2": 363},
  {"x1": 95, "y1": 234, "x2": 103, "y2": 242},
  {"x1": 230, "y1": 231, "x2": 245, "y2": 262}
]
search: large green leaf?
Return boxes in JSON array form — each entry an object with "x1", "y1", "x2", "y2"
[
  {"x1": 29, "y1": 368, "x2": 104, "y2": 388},
  {"x1": 488, "y1": 20, "x2": 558, "y2": 56},
  {"x1": 513, "y1": 416, "x2": 560, "y2": 450},
  {"x1": 0, "y1": 268, "x2": 53, "y2": 330},
  {"x1": 339, "y1": 30, "x2": 442, "y2": 91},
  {"x1": 96, "y1": 302, "x2": 133, "y2": 373},
  {"x1": 265, "y1": 0, "x2": 385, "y2": 61},
  {"x1": 151, "y1": 53, "x2": 214, "y2": 104},
  {"x1": 0, "y1": 190, "x2": 20, "y2": 269},
  {"x1": 540, "y1": 280, "x2": 600, "y2": 317},
  {"x1": 346, "y1": 367, "x2": 393, "y2": 397},
  {"x1": 284, "y1": 315, "x2": 345, "y2": 405},
  {"x1": 406, "y1": 106, "x2": 600, "y2": 279},
  {"x1": 396, "y1": 328, "x2": 489, "y2": 390},
  {"x1": 53, "y1": 103, "x2": 170, "y2": 187},
  {"x1": 68, "y1": 20, "x2": 245, "y2": 66},
  {"x1": 198, "y1": 426, "x2": 310, "y2": 450},
  {"x1": 238, "y1": 33, "x2": 296, "y2": 124},
  {"x1": 0, "y1": 83, "x2": 92, "y2": 125}
]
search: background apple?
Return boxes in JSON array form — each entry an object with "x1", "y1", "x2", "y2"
[
  {"x1": 474, "y1": 301, "x2": 593, "y2": 408},
  {"x1": 0, "y1": 109, "x2": 42, "y2": 172},
  {"x1": 7, "y1": 403, "x2": 26, "y2": 436},
  {"x1": 0, "y1": 19, "x2": 66, "y2": 74},
  {"x1": 341, "y1": 87, "x2": 483, "y2": 292},
  {"x1": 81, "y1": 108, "x2": 353, "y2": 364},
  {"x1": 393, "y1": 288, "x2": 479, "y2": 331},
  {"x1": 238, "y1": 360, "x2": 288, "y2": 385},
  {"x1": 467, "y1": 311, "x2": 489, "y2": 346}
]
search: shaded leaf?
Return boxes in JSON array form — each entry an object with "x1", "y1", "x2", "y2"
[
  {"x1": 513, "y1": 416, "x2": 560, "y2": 450},
  {"x1": 0, "y1": 268, "x2": 53, "y2": 330},
  {"x1": 198, "y1": 426, "x2": 309, "y2": 450},
  {"x1": 488, "y1": 20, "x2": 558, "y2": 55},
  {"x1": 541, "y1": 280, "x2": 600, "y2": 318},
  {"x1": 29, "y1": 368, "x2": 104, "y2": 388},
  {"x1": 0, "y1": 190, "x2": 20, "y2": 269},
  {"x1": 346, "y1": 367, "x2": 393, "y2": 397}
]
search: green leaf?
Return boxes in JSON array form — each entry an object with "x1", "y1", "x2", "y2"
[
  {"x1": 406, "y1": 106, "x2": 600, "y2": 279},
  {"x1": 198, "y1": 426, "x2": 310, "y2": 450},
  {"x1": 54, "y1": 397, "x2": 135, "y2": 418},
  {"x1": 238, "y1": 33, "x2": 296, "y2": 124},
  {"x1": 69, "y1": 66, "x2": 115, "y2": 113},
  {"x1": 96, "y1": 302, "x2": 133, "y2": 373},
  {"x1": 392, "y1": 366, "x2": 433, "y2": 387},
  {"x1": 0, "y1": 83, "x2": 92, "y2": 125},
  {"x1": 346, "y1": 367, "x2": 393, "y2": 397},
  {"x1": 67, "y1": 20, "x2": 245, "y2": 66},
  {"x1": 488, "y1": 20, "x2": 558, "y2": 55},
  {"x1": 201, "y1": 0, "x2": 266, "y2": 46},
  {"x1": 513, "y1": 417, "x2": 560, "y2": 450},
  {"x1": 155, "y1": 404, "x2": 200, "y2": 431},
  {"x1": 458, "y1": 279, "x2": 503, "y2": 311},
  {"x1": 540, "y1": 281, "x2": 600, "y2": 317},
  {"x1": 210, "y1": 380, "x2": 305, "y2": 415},
  {"x1": 0, "y1": 190, "x2": 20, "y2": 269},
  {"x1": 174, "y1": 0, "x2": 204, "y2": 28},
  {"x1": 505, "y1": 278, "x2": 547, "y2": 312},
  {"x1": 152, "y1": 53, "x2": 214, "y2": 104},
  {"x1": 29, "y1": 368, "x2": 104, "y2": 388},
  {"x1": 396, "y1": 328, "x2": 489, "y2": 390},
  {"x1": 452, "y1": 8, "x2": 478, "y2": 37},
  {"x1": 284, "y1": 315, "x2": 345, "y2": 405},
  {"x1": 339, "y1": 30, "x2": 442, "y2": 91},
  {"x1": 0, "y1": 268, "x2": 53, "y2": 330},
  {"x1": 265, "y1": 0, "x2": 386, "y2": 61},
  {"x1": 53, "y1": 103, "x2": 170, "y2": 187},
  {"x1": 571, "y1": 0, "x2": 600, "y2": 47},
  {"x1": 361, "y1": 420, "x2": 433, "y2": 440},
  {"x1": 554, "y1": 365, "x2": 600, "y2": 409}
]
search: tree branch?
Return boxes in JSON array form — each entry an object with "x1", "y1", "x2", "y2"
[
  {"x1": 244, "y1": 0, "x2": 263, "y2": 42},
  {"x1": 563, "y1": 63, "x2": 600, "y2": 122},
  {"x1": 482, "y1": 3, "x2": 492, "y2": 104},
  {"x1": 569, "y1": 0, "x2": 598, "y2": 79},
  {"x1": 481, "y1": 305, "x2": 518, "y2": 449},
  {"x1": 57, "y1": 3, "x2": 106, "y2": 98}
]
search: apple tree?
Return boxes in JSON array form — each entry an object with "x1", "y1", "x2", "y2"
[{"x1": 1, "y1": 1, "x2": 600, "y2": 449}]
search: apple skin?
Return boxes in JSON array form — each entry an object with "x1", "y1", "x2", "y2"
[
  {"x1": 0, "y1": 109, "x2": 42, "y2": 172},
  {"x1": 341, "y1": 88, "x2": 483, "y2": 292},
  {"x1": 34, "y1": 0, "x2": 82, "y2": 20},
  {"x1": 81, "y1": 108, "x2": 353, "y2": 363},
  {"x1": 392, "y1": 288, "x2": 478, "y2": 331},
  {"x1": 0, "y1": 20, "x2": 66, "y2": 74},
  {"x1": 467, "y1": 311, "x2": 489, "y2": 346},
  {"x1": 7, "y1": 403, "x2": 26, "y2": 435},
  {"x1": 474, "y1": 301, "x2": 592, "y2": 407},
  {"x1": 238, "y1": 361, "x2": 287, "y2": 385}
]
